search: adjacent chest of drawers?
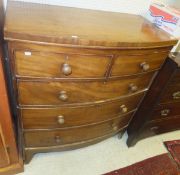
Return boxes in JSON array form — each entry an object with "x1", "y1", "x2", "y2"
[
  {"x1": 4, "y1": 1, "x2": 177, "y2": 163},
  {"x1": 127, "y1": 56, "x2": 180, "y2": 146},
  {"x1": 146, "y1": 55, "x2": 180, "y2": 134}
]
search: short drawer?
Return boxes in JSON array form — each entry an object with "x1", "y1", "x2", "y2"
[
  {"x1": 15, "y1": 51, "x2": 110, "y2": 78},
  {"x1": 24, "y1": 113, "x2": 133, "y2": 147},
  {"x1": 18, "y1": 72, "x2": 154, "y2": 106},
  {"x1": 21, "y1": 93, "x2": 143, "y2": 129},
  {"x1": 111, "y1": 52, "x2": 168, "y2": 77},
  {"x1": 160, "y1": 84, "x2": 180, "y2": 104},
  {"x1": 151, "y1": 102, "x2": 180, "y2": 121},
  {"x1": 145, "y1": 116, "x2": 180, "y2": 135}
]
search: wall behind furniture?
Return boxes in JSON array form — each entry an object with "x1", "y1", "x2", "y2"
[
  {"x1": 3, "y1": 0, "x2": 151, "y2": 15},
  {"x1": 4, "y1": 0, "x2": 179, "y2": 14}
]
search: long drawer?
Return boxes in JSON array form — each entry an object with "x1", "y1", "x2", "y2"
[
  {"x1": 151, "y1": 102, "x2": 180, "y2": 121},
  {"x1": 24, "y1": 113, "x2": 133, "y2": 147},
  {"x1": 145, "y1": 116, "x2": 180, "y2": 135},
  {"x1": 14, "y1": 48, "x2": 168, "y2": 79},
  {"x1": 160, "y1": 84, "x2": 180, "y2": 104},
  {"x1": 20, "y1": 93, "x2": 143, "y2": 129},
  {"x1": 170, "y1": 69, "x2": 180, "y2": 84},
  {"x1": 17, "y1": 72, "x2": 154, "y2": 106}
]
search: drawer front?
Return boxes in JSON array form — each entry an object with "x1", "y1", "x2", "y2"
[
  {"x1": 15, "y1": 51, "x2": 110, "y2": 78},
  {"x1": 160, "y1": 84, "x2": 180, "y2": 104},
  {"x1": 151, "y1": 102, "x2": 180, "y2": 121},
  {"x1": 21, "y1": 93, "x2": 143, "y2": 129},
  {"x1": 24, "y1": 113, "x2": 133, "y2": 147},
  {"x1": 146, "y1": 116, "x2": 180, "y2": 135},
  {"x1": 111, "y1": 52, "x2": 168, "y2": 76},
  {"x1": 18, "y1": 72, "x2": 154, "y2": 106},
  {"x1": 170, "y1": 69, "x2": 180, "y2": 85}
]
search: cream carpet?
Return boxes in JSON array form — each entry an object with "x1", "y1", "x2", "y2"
[{"x1": 18, "y1": 130, "x2": 180, "y2": 175}]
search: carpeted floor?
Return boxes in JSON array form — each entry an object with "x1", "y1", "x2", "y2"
[
  {"x1": 19, "y1": 130, "x2": 180, "y2": 175},
  {"x1": 104, "y1": 153, "x2": 179, "y2": 175},
  {"x1": 105, "y1": 139, "x2": 180, "y2": 175},
  {"x1": 165, "y1": 140, "x2": 180, "y2": 168}
]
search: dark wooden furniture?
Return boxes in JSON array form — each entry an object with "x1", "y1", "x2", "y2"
[
  {"x1": 4, "y1": 1, "x2": 177, "y2": 163},
  {"x1": 0, "y1": 0, "x2": 23, "y2": 174},
  {"x1": 127, "y1": 55, "x2": 180, "y2": 146}
]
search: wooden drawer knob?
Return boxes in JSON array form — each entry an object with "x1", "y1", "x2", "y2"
[
  {"x1": 59, "y1": 91, "x2": 68, "y2": 101},
  {"x1": 140, "y1": 62, "x2": 150, "y2": 71},
  {"x1": 129, "y1": 83, "x2": 138, "y2": 93},
  {"x1": 57, "y1": 116, "x2": 65, "y2": 124},
  {"x1": 113, "y1": 125, "x2": 118, "y2": 131},
  {"x1": 172, "y1": 91, "x2": 180, "y2": 99},
  {"x1": 160, "y1": 109, "x2": 170, "y2": 116},
  {"x1": 61, "y1": 63, "x2": 72, "y2": 76},
  {"x1": 112, "y1": 123, "x2": 119, "y2": 131},
  {"x1": 120, "y1": 105, "x2": 128, "y2": 113},
  {"x1": 150, "y1": 126, "x2": 159, "y2": 131},
  {"x1": 55, "y1": 136, "x2": 62, "y2": 143}
]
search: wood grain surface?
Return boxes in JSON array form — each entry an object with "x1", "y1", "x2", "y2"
[
  {"x1": 4, "y1": 1, "x2": 177, "y2": 48},
  {"x1": 20, "y1": 93, "x2": 143, "y2": 129},
  {"x1": 17, "y1": 72, "x2": 153, "y2": 106},
  {"x1": 24, "y1": 113, "x2": 133, "y2": 147}
]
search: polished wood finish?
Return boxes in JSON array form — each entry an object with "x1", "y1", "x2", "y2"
[
  {"x1": 0, "y1": 0, "x2": 23, "y2": 173},
  {"x1": 160, "y1": 84, "x2": 180, "y2": 104},
  {"x1": 0, "y1": 125, "x2": 9, "y2": 168},
  {"x1": 24, "y1": 113, "x2": 133, "y2": 147},
  {"x1": 4, "y1": 1, "x2": 177, "y2": 163},
  {"x1": 21, "y1": 93, "x2": 142, "y2": 129},
  {"x1": 14, "y1": 50, "x2": 169, "y2": 79},
  {"x1": 0, "y1": 55, "x2": 20, "y2": 164},
  {"x1": 24, "y1": 130, "x2": 122, "y2": 164},
  {"x1": 127, "y1": 56, "x2": 180, "y2": 146},
  {"x1": 18, "y1": 73, "x2": 153, "y2": 106},
  {"x1": 111, "y1": 52, "x2": 168, "y2": 76},
  {"x1": 145, "y1": 116, "x2": 180, "y2": 134},
  {"x1": 4, "y1": 1, "x2": 177, "y2": 48},
  {"x1": 151, "y1": 102, "x2": 180, "y2": 121},
  {"x1": 15, "y1": 51, "x2": 110, "y2": 78}
]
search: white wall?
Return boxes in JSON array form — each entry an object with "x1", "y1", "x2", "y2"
[
  {"x1": 4, "y1": 0, "x2": 180, "y2": 14},
  {"x1": 3, "y1": 0, "x2": 151, "y2": 15}
]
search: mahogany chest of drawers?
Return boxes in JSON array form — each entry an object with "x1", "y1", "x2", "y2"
[
  {"x1": 4, "y1": 1, "x2": 177, "y2": 163},
  {"x1": 127, "y1": 56, "x2": 180, "y2": 146}
]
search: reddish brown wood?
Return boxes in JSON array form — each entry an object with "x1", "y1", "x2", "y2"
[
  {"x1": 24, "y1": 113, "x2": 133, "y2": 147},
  {"x1": 4, "y1": 1, "x2": 177, "y2": 163},
  {"x1": 127, "y1": 58, "x2": 178, "y2": 146},
  {"x1": 111, "y1": 52, "x2": 168, "y2": 76},
  {"x1": 4, "y1": 2, "x2": 177, "y2": 48},
  {"x1": 151, "y1": 102, "x2": 180, "y2": 121},
  {"x1": 0, "y1": 0, "x2": 23, "y2": 174},
  {"x1": 160, "y1": 84, "x2": 180, "y2": 104},
  {"x1": 21, "y1": 93, "x2": 143, "y2": 129},
  {"x1": 17, "y1": 72, "x2": 153, "y2": 106},
  {"x1": 145, "y1": 116, "x2": 180, "y2": 134},
  {"x1": 15, "y1": 50, "x2": 111, "y2": 78},
  {"x1": 0, "y1": 125, "x2": 9, "y2": 168},
  {"x1": 127, "y1": 53, "x2": 180, "y2": 146}
]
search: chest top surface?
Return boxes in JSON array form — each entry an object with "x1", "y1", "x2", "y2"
[{"x1": 4, "y1": 1, "x2": 177, "y2": 48}]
